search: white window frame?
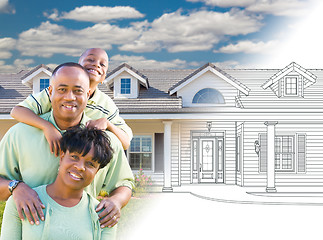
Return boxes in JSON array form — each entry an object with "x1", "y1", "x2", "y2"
[
  {"x1": 284, "y1": 76, "x2": 298, "y2": 96},
  {"x1": 120, "y1": 78, "x2": 131, "y2": 94},
  {"x1": 275, "y1": 135, "x2": 295, "y2": 172},
  {"x1": 128, "y1": 134, "x2": 154, "y2": 171}
]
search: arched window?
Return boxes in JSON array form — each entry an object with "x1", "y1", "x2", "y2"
[{"x1": 192, "y1": 88, "x2": 225, "y2": 104}]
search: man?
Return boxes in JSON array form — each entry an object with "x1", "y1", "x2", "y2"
[{"x1": 0, "y1": 62, "x2": 133, "y2": 228}]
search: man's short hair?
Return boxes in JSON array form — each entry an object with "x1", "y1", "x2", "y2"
[
  {"x1": 60, "y1": 125, "x2": 114, "y2": 169},
  {"x1": 52, "y1": 62, "x2": 89, "y2": 79}
]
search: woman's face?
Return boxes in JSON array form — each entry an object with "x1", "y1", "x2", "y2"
[{"x1": 58, "y1": 148, "x2": 100, "y2": 191}]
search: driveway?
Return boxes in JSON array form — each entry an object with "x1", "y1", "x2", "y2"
[{"x1": 120, "y1": 185, "x2": 323, "y2": 240}]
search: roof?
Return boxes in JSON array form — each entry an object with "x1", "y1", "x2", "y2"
[
  {"x1": 1, "y1": 63, "x2": 323, "y2": 115},
  {"x1": 169, "y1": 62, "x2": 250, "y2": 95}
]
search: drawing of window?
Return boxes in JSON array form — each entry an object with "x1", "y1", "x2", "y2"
[
  {"x1": 40, "y1": 78, "x2": 49, "y2": 92},
  {"x1": 259, "y1": 133, "x2": 305, "y2": 173},
  {"x1": 285, "y1": 76, "x2": 298, "y2": 96},
  {"x1": 121, "y1": 78, "x2": 131, "y2": 94},
  {"x1": 275, "y1": 136, "x2": 294, "y2": 171},
  {"x1": 129, "y1": 135, "x2": 152, "y2": 170},
  {"x1": 192, "y1": 88, "x2": 225, "y2": 104}
]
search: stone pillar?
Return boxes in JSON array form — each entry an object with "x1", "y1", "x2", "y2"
[
  {"x1": 162, "y1": 121, "x2": 173, "y2": 192},
  {"x1": 265, "y1": 121, "x2": 278, "y2": 193}
]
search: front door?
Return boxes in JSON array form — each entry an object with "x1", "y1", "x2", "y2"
[{"x1": 192, "y1": 136, "x2": 224, "y2": 183}]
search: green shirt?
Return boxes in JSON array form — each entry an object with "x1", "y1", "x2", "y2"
[
  {"x1": 0, "y1": 185, "x2": 116, "y2": 240},
  {"x1": 18, "y1": 88, "x2": 133, "y2": 140},
  {"x1": 0, "y1": 111, "x2": 134, "y2": 196}
]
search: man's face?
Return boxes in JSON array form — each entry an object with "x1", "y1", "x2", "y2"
[
  {"x1": 48, "y1": 66, "x2": 90, "y2": 127},
  {"x1": 78, "y1": 48, "x2": 109, "y2": 85}
]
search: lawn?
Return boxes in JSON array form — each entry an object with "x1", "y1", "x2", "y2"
[{"x1": 0, "y1": 196, "x2": 152, "y2": 239}]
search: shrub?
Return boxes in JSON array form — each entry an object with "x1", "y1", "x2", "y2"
[{"x1": 132, "y1": 167, "x2": 153, "y2": 197}]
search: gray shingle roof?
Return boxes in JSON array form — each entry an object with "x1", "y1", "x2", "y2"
[{"x1": 1, "y1": 63, "x2": 323, "y2": 115}]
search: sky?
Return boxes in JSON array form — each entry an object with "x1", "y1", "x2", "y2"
[{"x1": 0, "y1": 0, "x2": 322, "y2": 73}]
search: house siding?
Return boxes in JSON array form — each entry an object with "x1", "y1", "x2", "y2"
[
  {"x1": 242, "y1": 122, "x2": 323, "y2": 187},
  {"x1": 173, "y1": 121, "x2": 237, "y2": 185}
]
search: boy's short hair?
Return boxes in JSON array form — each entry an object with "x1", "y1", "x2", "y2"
[{"x1": 60, "y1": 125, "x2": 113, "y2": 169}]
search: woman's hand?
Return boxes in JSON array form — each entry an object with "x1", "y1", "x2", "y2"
[{"x1": 12, "y1": 182, "x2": 45, "y2": 225}]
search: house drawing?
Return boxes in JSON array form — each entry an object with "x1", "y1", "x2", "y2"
[{"x1": 1, "y1": 62, "x2": 323, "y2": 194}]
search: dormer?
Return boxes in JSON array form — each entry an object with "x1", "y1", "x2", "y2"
[
  {"x1": 104, "y1": 63, "x2": 149, "y2": 99},
  {"x1": 169, "y1": 63, "x2": 250, "y2": 107},
  {"x1": 261, "y1": 62, "x2": 317, "y2": 98},
  {"x1": 21, "y1": 64, "x2": 52, "y2": 93}
]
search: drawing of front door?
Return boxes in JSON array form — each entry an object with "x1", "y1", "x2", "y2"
[{"x1": 192, "y1": 136, "x2": 224, "y2": 183}]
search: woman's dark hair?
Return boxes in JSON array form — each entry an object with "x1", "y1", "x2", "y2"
[{"x1": 60, "y1": 125, "x2": 113, "y2": 169}]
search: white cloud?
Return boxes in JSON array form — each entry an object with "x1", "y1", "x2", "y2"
[
  {"x1": 110, "y1": 54, "x2": 199, "y2": 69},
  {"x1": 16, "y1": 21, "x2": 141, "y2": 58},
  {"x1": 246, "y1": 0, "x2": 309, "y2": 17},
  {"x1": 218, "y1": 40, "x2": 278, "y2": 54},
  {"x1": 46, "y1": 6, "x2": 144, "y2": 23},
  {"x1": 120, "y1": 9, "x2": 262, "y2": 53},
  {"x1": 187, "y1": 0, "x2": 311, "y2": 17},
  {"x1": 0, "y1": 0, "x2": 15, "y2": 14},
  {"x1": 187, "y1": 0, "x2": 256, "y2": 7},
  {"x1": 0, "y1": 37, "x2": 16, "y2": 59}
]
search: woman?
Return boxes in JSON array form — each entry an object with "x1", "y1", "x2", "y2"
[{"x1": 0, "y1": 126, "x2": 116, "y2": 240}]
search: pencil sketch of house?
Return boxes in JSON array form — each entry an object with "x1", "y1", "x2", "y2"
[{"x1": 1, "y1": 62, "x2": 323, "y2": 194}]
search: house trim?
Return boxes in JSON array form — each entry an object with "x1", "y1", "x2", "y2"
[{"x1": 169, "y1": 64, "x2": 250, "y2": 96}]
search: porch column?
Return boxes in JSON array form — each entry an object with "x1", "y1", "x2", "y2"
[
  {"x1": 162, "y1": 121, "x2": 173, "y2": 192},
  {"x1": 265, "y1": 121, "x2": 278, "y2": 193}
]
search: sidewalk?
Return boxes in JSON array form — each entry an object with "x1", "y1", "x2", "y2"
[{"x1": 171, "y1": 184, "x2": 323, "y2": 205}]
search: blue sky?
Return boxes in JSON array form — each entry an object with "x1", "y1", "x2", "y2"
[{"x1": 0, "y1": 0, "x2": 321, "y2": 72}]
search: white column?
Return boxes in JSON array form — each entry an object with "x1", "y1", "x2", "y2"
[
  {"x1": 265, "y1": 121, "x2": 278, "y2": 193},
  {"x1": 162, "y1": 121, "x2": 173, "y2": 192}
]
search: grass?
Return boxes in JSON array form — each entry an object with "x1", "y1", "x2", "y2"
[{"x1": 0, "y1": 195, "x2": 152, "y2": 238}]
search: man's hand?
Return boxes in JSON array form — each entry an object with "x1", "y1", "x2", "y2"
[
  {"x1": 96, "y1": 197, "x2": 121, "y2": 228},
  {"x1": 12, "y1": 182, "x2": 45, "y2": 225}
]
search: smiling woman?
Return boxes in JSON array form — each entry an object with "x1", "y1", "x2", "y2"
[{"x1": 0, "y1": 126, "x2": 116, "y2": 240}]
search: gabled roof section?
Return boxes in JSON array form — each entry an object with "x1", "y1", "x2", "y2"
[
  {"x1": 105, "y1": 63, "x2": 149, "y2": 89},
  {"x1": 21, "y1": 64, "x2": 52, "y2": 88},
  {"x1": 168, "y1": 62, "x2": 250, "y2": 96},
  {"x1": 262, "y1": 62, "x2": 317, "y2": 90}
]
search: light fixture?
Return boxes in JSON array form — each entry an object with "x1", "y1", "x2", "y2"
[
  {"x1": 206, "y1": 121, "x2": 212, "y2": 132},
  {"x1": 254, "y1": 140, "x2": 260, "y2": 156}
]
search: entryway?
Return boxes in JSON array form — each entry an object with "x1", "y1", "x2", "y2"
[{"x1": 191, "y1": 132, "x2": 224, "y2": 183}]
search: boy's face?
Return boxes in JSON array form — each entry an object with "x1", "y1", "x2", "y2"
[
  {"x1": 58, "y1": 148, "x2": 100, "y2": 191},
  {"x1": 78, "y1": 48, "x2": 109, "y2": 85}
]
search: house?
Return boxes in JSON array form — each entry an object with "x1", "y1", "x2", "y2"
[{"x1": 1, "y1": 62, "x2": 323, "y2": 193}]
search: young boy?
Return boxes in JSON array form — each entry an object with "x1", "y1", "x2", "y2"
[
  {"x1": 11, "y1": 48, "x2": 132, "y2": 154},
  {"x1": 1, "y1": 126, "x2": 117, "y2": 240}
]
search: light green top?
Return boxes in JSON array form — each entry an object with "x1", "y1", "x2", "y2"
[
  {"x1": 18, "y1": 88, "x2": 133, "y2": 140},
  {"x1": 0, "y1": 111, "x2": 134, "y2": 196},
  {"x1": 0, "y1": 185, "x2": 116, "y2": 240}
]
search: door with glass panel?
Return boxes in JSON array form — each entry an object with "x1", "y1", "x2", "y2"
[{"x1": 192, "y1": 137, "x2": 224, "y2": 183}]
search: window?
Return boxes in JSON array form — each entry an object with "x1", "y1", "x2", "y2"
[
  {"x1": 285, "y1": 77, "x2": 298, "y2": 96},
  {"x1": 129, "y1": 135, "x2": 152, "y2": 170},
  {"x1": 192, "y1": 88, "x2": 225, "y2": 104},
  {"x1": 259, "y1": 133, "x2": 306, "y2": 173},
  {"x1": 121, "y1": 78, "x2": 131, "y2": 94},
  {"x1": 275, "y1": 136, "x2": 294, "y2": 171},
  {"x1": 40, "y1": 79, "x2": 49, "y2": 91}
]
